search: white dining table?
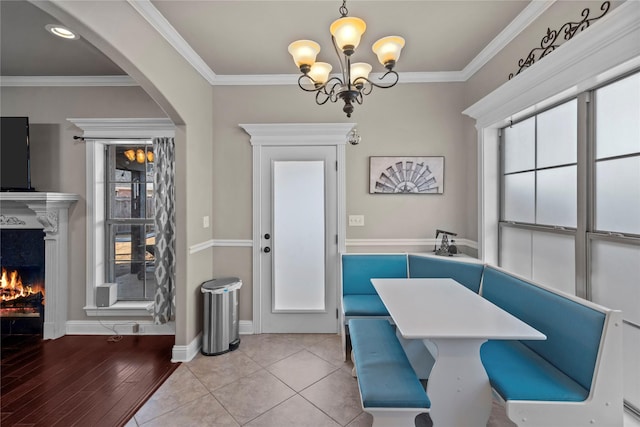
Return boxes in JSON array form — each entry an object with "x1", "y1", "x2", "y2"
[{"x1": 372, "y1": 277, "x2": 545, "y2": 427}]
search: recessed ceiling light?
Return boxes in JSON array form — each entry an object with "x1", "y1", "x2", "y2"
[{"x1": 45, "y1": 24, "x2": 79, "y2": 40}]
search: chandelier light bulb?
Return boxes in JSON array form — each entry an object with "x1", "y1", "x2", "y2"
[
  {"x1": 350, "y1": 62, "x2": 372, "y2": 87},
  {"x1": 288, "y1": 40, "x2": 321, "y2": 73},
  {"x1": 123, "y1": 149, "x2": 136, "y2": 162},
  {"x1": 136, "y1": 149, "x2": 146, "y2": 164},
  {"x1": 330, "y1": 16, "x2": 366, "y2": 55},
  {"x1": 308, "y1": 62, "x2": 333, "y2": 85},
  {"x1": 372, "y1": 36, "x2": 406, "y2": 69},
  {"x1": 147, "y1": 151, "x2": 154, "y2": 163}
]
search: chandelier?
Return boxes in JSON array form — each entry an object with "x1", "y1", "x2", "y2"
[
  {"x1": 123, "y1": 148, "x2": 153, "y2": 164},
  {"x1": 288, "y1": 0, "x2": 405, "y2": 117}
]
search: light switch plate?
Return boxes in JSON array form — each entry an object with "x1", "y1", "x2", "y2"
[{"x1": 348, "y1": 215, "x2": 365, "y2": 226}]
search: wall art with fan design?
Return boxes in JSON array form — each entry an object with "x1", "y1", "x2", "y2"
[{"x1": 369, "y1": 156, "x2": 444, "y2": 194}]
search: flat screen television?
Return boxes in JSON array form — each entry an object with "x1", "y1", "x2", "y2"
[{"x1": 1, "y1": 117, "x2": 32, "y2": 191}]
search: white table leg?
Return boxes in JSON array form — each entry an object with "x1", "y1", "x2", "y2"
[{"x1": 425, "y1": 338, "x2": 491, "y2": 427}]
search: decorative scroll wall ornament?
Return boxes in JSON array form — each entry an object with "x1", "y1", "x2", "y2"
[
  {"x1": 0, "y1": 215, "x2": 27, "y2": 226},
  {"x1": 508, "y1": 1, "x2": 610, "y2": 80}
]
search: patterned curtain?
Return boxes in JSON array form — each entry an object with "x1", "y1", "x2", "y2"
[{"x1": 152, "y1": 137, "x2": 176, "y2": 324}]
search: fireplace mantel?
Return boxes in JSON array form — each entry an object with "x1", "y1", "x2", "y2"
[{"x1": 0, "y1": 192, "x2": 79, "y2": 339}]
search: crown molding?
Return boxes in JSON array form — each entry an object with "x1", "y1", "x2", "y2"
[
  {"x1": 212, "y1": 71, "x2": 466, "y2": 86},
  {"x1": 464, "y1": 0, "x2": 640, "y2": 128},
  {"x1": 460, "y1": 0, "x2": 555, "y2": 80},
  {"x1": 3, "y1": 0, "x2": 557, "y2": 88},
  {"x1": 127, "y1": 0, "x2": 217, "y2": 85},
  {"x1": 0, "y1": 75, "x2": 137, "y2": 87}
]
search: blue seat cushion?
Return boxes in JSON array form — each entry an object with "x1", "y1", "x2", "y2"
[
  {"x1": 342, "y1": 254, "x2": 408, "y2": 295},
  {"x1": 408, "y1": 255, "x2": 484, "y2": 293},
  {"x1": 482, "y1": 267, "x2": 605, "y2": 392},
  {"x1": 343, "y1": 295, "x2": 389, "y2": 317},
  {"x1": 481, "y1": 340, "x2": 589, "y2": 402},
  {"x1": 349, "y1": 318, "x2": 430, "y2": 409}
]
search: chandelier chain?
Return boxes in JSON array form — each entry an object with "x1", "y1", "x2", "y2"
[{"x1": 339, "y1": 0, "x2": 348, "y2": 17}]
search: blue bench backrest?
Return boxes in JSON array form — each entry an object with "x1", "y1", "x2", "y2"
[
  {"x1": 342, "y1": 254, "x2": 408, "y2": 295},
  {"x1": 482, "y1": 266, "x2": 605, "y2": 392},
  {"x1": 408, "y1": 255, "x2": 484, "y2": 293}
]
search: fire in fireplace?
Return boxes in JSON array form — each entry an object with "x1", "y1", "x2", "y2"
[
  {"x1": 0, "y1": 229, "x2": 45, "y2": 335},
  {"x1": 1, "y1": 266, "x2": 45, "y2": 308}
]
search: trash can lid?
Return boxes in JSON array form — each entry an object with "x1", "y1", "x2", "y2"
[{"x1": 201, "y1": 277, "x2": 242, "y2": 294}]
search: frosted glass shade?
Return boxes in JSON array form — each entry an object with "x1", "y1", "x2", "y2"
[
  {"x1": 350, "y1": 62, "x2": 372, "y2": 85},
  {"x1": 330, "y1": 17, "x2": 366, "y2": 53},
  {"x1": 308, "y1": 62, "x2": 332, "y2": 85},
  {"x1": 288, "y1": 40, "x2": 321, "y2": 69},
  {"x1": 372, "y1": 36, "x2": 405, "y2": 67}
]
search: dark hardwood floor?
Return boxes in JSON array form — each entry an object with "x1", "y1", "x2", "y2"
[{"x1": 1, "y1": 334, "x2": 179, "y2": 427}]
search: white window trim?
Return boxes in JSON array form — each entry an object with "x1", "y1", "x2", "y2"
[
  {"x1": 463, "y1": 0, "x2": 640, "y2": 262},
  {"x1": 68, "y1": 118, "x2": 174, "y2": 316}
]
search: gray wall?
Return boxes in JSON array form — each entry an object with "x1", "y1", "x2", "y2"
[
  {"x1": 0, "y1": 86, "x2": 166, "y2": 321},
  {"x1": 1, "y1": 0, "x2": 622, "y2": 331},
  {"x1": 211, "y1": 82, "x2": 475, "y2": 320}
]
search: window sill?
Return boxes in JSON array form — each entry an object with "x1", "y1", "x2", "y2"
[{"x1": 84, "y1": 301, "x2": 153, "y2": 317}]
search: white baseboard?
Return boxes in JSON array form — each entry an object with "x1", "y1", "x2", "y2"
[
  {"x1": 239, "y1": 320, "x2": 254, "y2": 335},
  {"x1": 171, "y1": 321, "x2": 253, "y2": 362},
  {"x1": 66, "y1": 320, "x2": 175, "y2": 335},
  {"x1": 172, "y1": 332, "x2": 201, "y2": 362}
]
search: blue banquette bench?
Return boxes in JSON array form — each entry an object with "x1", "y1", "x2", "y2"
[
  {"x1": 480, "y1": 265, "x2": 623, "y2": 426},
  {"x1": 341, "y1": 253, "x2": 623, "y2": 427},
  {"x1": 340, "y1": 253, "x2": 485, "y2": 358}
]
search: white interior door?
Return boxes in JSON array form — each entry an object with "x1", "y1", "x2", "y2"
[{"x1": 260, "y1": 145, "x2": 338, "y2": 333}]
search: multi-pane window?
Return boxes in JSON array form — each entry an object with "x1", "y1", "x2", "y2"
[
  {"x1": 498, "y1": 71, "x2": 640, "y2": 413},
  {"x1": 500, "y1": 100, "x2": 578, "y2": 294},
  {"x1": 590, "y1": 72, "x2": 640, "y2": 412},
  {"x1": 105, "y1": 144, "x2": 155, "y2": 301},
  {"x1": 502, "y1": 99, "x2": 578, "y2": 228}
]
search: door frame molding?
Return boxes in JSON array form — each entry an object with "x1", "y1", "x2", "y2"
[{"x1": 240, "y1": 123, "x2": 354, "y2": 334}]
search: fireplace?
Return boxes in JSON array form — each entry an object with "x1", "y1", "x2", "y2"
[
  {"x1": 1, "y1": 229, "x2": 46, "y2": 335},
  {"x1": 0, "y1": 192, "x2": 78, "y2": 339}
]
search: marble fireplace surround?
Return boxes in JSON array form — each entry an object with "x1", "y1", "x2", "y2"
[{"x1": 0, "y1": 192, "x2": 78, "y2": 339}]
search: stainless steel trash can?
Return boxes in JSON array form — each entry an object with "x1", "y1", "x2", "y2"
[{"x1": 201, "y1": 277, "x2": 242, "y2": 356}]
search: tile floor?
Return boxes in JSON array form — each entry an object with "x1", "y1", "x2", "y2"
[
  {"x1": 124, "y1": 333, "x2": 520, "y2": 427},
  {"x1": 124, "y1": 333, "x2": 640, "y2": 427}
]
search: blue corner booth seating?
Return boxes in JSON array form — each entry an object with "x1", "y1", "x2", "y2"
[{"x1": 341, "y1": 253, "x2": 623, "y2": 427}]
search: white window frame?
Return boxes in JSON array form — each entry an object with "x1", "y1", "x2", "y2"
[
  {"x1": 463, "y1": 0, "x2": 640, "y2": 263},
  {"x1": 67, "y1": 118, "x2": 174, "y2": 316},
  {"x1": 463, "y1": 1, "x2": 640, "y2": 415}
]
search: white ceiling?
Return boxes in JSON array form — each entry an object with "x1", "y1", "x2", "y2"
[{"x1": 0, "y1": 0, "x2": 533, "y2": 80}]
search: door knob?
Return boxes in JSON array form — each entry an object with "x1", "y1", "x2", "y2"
[
  {"x1": 263, "y1": 247, "x2": 271, "y2": 253},
  {"x1": 264, "y1": 233, "x2": 271, "y2": 239}
]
